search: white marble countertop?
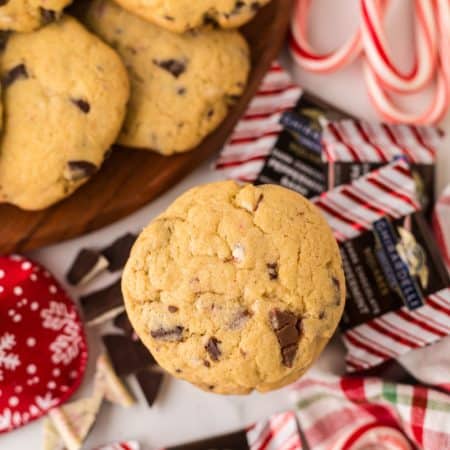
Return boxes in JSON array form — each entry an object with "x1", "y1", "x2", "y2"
[{"x1": 2, "y1": 0, "x2": 450, "y2": 448}]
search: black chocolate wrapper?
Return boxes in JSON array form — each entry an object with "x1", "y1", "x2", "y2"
[
  {"x1": 329, "y1": 162, "x2": 435, "y2": 219},
  {"x1": 163, "y1": 430, "x2": 249, "y2": 450},
  {"x1": 255, "y1": 128, "x2": 327, "y2": 198},
  {"x1": 340, "y1": 212, "x2": 450, "y2": 330}
]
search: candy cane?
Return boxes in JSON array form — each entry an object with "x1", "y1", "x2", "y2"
[
  {"x1": 289, "y1": 0, "x2": 450, "y2": 125},
  {"x1": 361, "y1": 0, "x2": 437, "y2": 93},
  {"x1": 364, "y1": 0, "x2": 450, "y2": 124},
  {"x1": 289, "y1": 0, "x2": 362, "y2": 73}
]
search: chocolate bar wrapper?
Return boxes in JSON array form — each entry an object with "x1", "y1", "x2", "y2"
[
  {"x1": 159, "y1": 411, "x2": 302, "y2": 450},
  {"x1": 322, "y1": 119, "x2": 442, "y2": 217},
  {"x1": 312, "y1": 160, "x2": 450, "y2": 372}
]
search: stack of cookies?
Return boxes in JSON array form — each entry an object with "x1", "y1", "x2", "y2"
[{"x1": 0, "y1": 0, "x2": 263, "y2": 210}]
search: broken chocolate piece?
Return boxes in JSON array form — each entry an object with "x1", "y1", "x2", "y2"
[
  {"x1": 135, "y1": 369, "x2": 164, "y2": 407},
  {"x1": 269, "y1": 309, "x2": 302, "y2": 368},
  {"x1": 229, "y1": 309, "x2": 251, "y2": 330},
  {"x1": 102, "y1": 334, "x2": 155, "y2": 376},
  {"x1": 101, "y1": 233, "x2": 136, "y2": 271},
  {"x1": 205, "y1": 337, "x2": 221, "y2": 361},
  {"x1": 152, "y1": 59, "x2": 186, "y2": 78},
  {"x1": 113, "y1": 312, "x2": 135, "y2": 337},
  {"x1": 40, "y1": 8, "x2": 56, "y2": 24},
  {"x1": 2, "y1": 64, "x2": 28, "y2": 88},
  {"x1": 151, "y1": 326, "x2": 184, "y2": 342},
  {"x1": 64, "y1": 160, "x2": 98, "y2": 181},
  {"x1": 66, "y1": 249, "x2": 108, "y2": 286},
  {"x1": 80, "y1": 280, "x2": 124, "y2": 326},
  {"x1": 267, "y1": 262, "x2": 278, "y2": 280},
  {"x1": 71, "y1": 98, "x2": 90, "y2": 113},
  {"x1": 95, "y1": 354, "x2": 135, "y2": 407}
]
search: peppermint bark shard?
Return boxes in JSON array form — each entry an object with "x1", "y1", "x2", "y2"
[
  {"x1": 66, "y1": 248, "x2": 109, "y2": 286},
  {"x1": 269, "y1": 309, "x2": 302, "y2": 368}
]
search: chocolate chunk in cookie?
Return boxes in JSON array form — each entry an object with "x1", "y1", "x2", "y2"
[
  {"x1": 152, "y1": 59, "x2": 186, "y2": 78},
  {"x1": 2, "y1": 64, "x2": 28, "y2": 88},
  {"x1": 151, "y1": 326, "x2": 184, "y2": 342},
  {"x1": 205, "y1": 337, "x2": 221, "y2": 361},
  {"x1": 71, "y1": 98, "x2": 91, "y2": 113},
  {"x1": 267, "y1": 262, "x2": 278, "y2": 280},
  {"x1": 269, "y1": 309, "x2": 302, "y2": 368},
  {"x1": 40, "y1": 8, "x2": 57, "y2": 25}
]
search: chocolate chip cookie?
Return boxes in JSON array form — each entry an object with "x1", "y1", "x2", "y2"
[
  {"x1": 110, "y1": 0, "x2": 271, "y2": 33},
  {"x1": 122, "y1": 182, "x2": 345, "y2": 394},
  {"x1": 0, "y1": 0, "x2": 71, "y2": 32},
  {"x1": 85, "y1": 0, "x2": 249, "y2": 155},
  {"x1": 0, "y1": 17, "x2": 129, "y2": 210}
]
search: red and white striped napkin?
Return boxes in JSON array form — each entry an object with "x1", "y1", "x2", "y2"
[
  {"x1": 312, "y1": 160, "x2": 450, "y2": 373},
  {"x1": 291, "y1": 373, "x2": 450, "y2": 450},
  {"x1": 214, "y1": 62, "x2": 302, "y2": 182},
  {"x1": 246, "y1": 411, "x2": 302, "y2": 450}
]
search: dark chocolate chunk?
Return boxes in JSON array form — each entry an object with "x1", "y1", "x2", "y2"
[
  {"x1": 269, "y1": 309, "x2": 302, "y2": 368},
  {"x1": 164, "y1": 15, "x2": 174, "y2": 21},
  {"x1": 64, "y1": 160, "x2": 98, "y2": 181},
  {"x1": 229, "y1": 309, "x2": 251, "y2": 330},
  {"x1": 40, "y1": 8, "x2": 57, "y2": 24},
  {"x1": 267, "y1": 262, "x2": 278, "y2": 280},
  {"x1": 0, "y1": 31, "x2": 10, "y2": 51},
  {"x1": 66, "y1": 248, "x2": 108, "y2": 286},
  {"x1": 177, "y1": 87, "x2": 186, "y2": 95},
  {"x1": 135, "y1": 369, "x2": 164, "y2": 407},
  {"x1": 101, "y1": 232, "x2": 136, "y2": 272},
  {"x1": 203, "y1": 360, "x2": 211, "y2": 368},
  {"x1": 152, "y1": 59, "x2": 186, "y2": 78},
  {"x1": 71, "y1": 98, "x2": 90, "y2": 113},
  {"x1": 102, "y1": 334, "x2": 156, "y2": 376},
  {"x1": 113, "y1": 312, "x2": 135, "y2": 337},
  {"x1": 80, "y1": 280, "x2": 124, "y2": 325},
  {"x1": 0, "y1": 0, "x2": 9, "y2": 6},
  {"x1": 151, "y1": 326, "x2": 184, "y2": 342},
  {"x1": 205, "y1": 337, "x2": 221, "y2": 361},
  {"x1": 207, "y1": 108, "x2": 214, "y2": 118},
  {"x1": 168, "y1": 305, "x2": 179, "y2": 313},
  {"x1": 165, "y1": 430, "x2": 251, "y2": 450},
  {"x1": 2, "y1": 64, "x2": 28, "y2": 88}
]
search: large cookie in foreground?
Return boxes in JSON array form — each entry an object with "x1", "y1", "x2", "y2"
[
  {"x1": 109, "y1": 0, "x2": 272, "y2": 33},
  {"x1": 0, "y1": 17, "x2": 129, "y2": 211},
  {"x1": 122, "y1": 182, "x2": 345, "y2": 394},
  {"x1": 0, "y1": 0, "x2": 71, "y2": 32},
  {"x1": 85, "y1": 0, "x2": 250, "y2": 155}
]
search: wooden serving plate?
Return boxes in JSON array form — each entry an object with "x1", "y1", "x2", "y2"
[{"x1": 0, "y1": 0, "x2": 293, "y2": 254}]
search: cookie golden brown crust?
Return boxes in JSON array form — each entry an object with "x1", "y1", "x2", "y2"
[
  {"x1": 110, "y1": 0, "x2": 272, "y2": 33},
  {"x1": 85, "y1": 0, "x2": 250, "y2": 155},
  {"x1": 0, "y1": 0, "x2": 72, "y2": 32},
  {"x1": 123, "y1": 182, "x2": 345, "y2": 394},
  {"x1": 0, "y1": 17, "x2": 129, "y2": 210}
]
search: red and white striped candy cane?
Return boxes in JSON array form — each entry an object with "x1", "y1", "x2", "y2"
[
  {"x1": 361, "y1": 0, "x2": 437, "y2": 93},
  {"x1": 289, "y1": 0, "x2": 450, "y2": 125},
  {"x1": 290, "y1": 0, "x2": 363, "y2": 73}
]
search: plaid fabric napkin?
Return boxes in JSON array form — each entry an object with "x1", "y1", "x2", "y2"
[{"x1": 291, "y1": 373, "x2": 450, "y2": 450}]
